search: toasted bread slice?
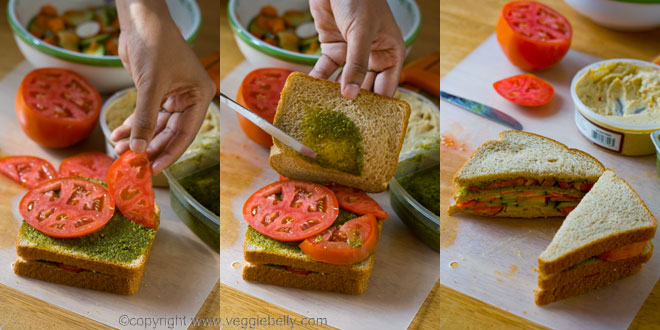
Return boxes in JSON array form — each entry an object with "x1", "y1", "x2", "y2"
[
  {"x1": 12, "y1": 256, "x2": 143, "y2": 295},
  {"x1": 242, "y1": 262, "x2": 371, "y2": 294},
  {"x1": 538, "y1": 170, "x2": 657, "y2": 275},
  {"x1": 454, "y1": 131, "x2": 604, "y2": 187},
  {"x1": 269, "y1": 72, "x2": 410, "y2": 193}
]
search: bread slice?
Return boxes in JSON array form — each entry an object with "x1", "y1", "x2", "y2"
[
  {"x1": 12, "y1": 256, "x2": 142, "y2": 295},
  {"x1": 534, "y1": 261, "x2": 644, "y2": 306},
  {"x1": 269, "y1": 72, "x2": 410, "y2": 193},
  {"x1": 538, "y1": 170, "x2": 657, "y2": 275},
  {"x1": 454, "y1": 131, "x2": 604, "y2": 187},
  {"x1": 538, "y1": 241, "x2": 653, "y2": 289},
  {"x1": 242, "y1": 262, "x2": 371, "y2": 295}
]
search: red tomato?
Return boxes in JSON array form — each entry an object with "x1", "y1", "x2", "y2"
[
  {"x1": 56, "y1": 263, "x2": 83, "y2": 273},
  {"x1": 59, "y1": 152, "x2": 114, "y2": 182},
  {"x1": 283, "y1": 266, "x2": 312, "y2": 275},
  {"x1": 243, "y1": 180, "x2": 339, "y2": 241},
  {"x1": 0, "y1": 156, "x2": 57, "y2": 189},
  {"x1": 19, "y1": 177, "x2": 115, "y2": 238},
  {"x1": 236, "y1": 68, "x2": 292, "y2": 147},
  {"x1": 106, "y1": 151, "x2": 157, "y2": 228},
  {"x1": 16, "y1": 68, "x2": 101, "y2": 148},
  {"x1": 496, "y1": 1, "x2": 572, "y2": 71},
  {"x1": 299, "y1": 214, "x2": 380, "y2": 265},
  {"x1": 599, "y1": 241, "x2": 647, "y2": 262},
  {"x1": 327, "y1": 183, "x2": 388, "y2": 219},
  {"x1": 493, "y1": 74, "x2": 554, "y2": 106}
]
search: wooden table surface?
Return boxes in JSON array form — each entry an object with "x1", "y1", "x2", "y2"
[
  {"x1": 440, "y1": 0, "x2": 660, "y2": 329},
  {"x1": 219, "y1": 0, "x2": 439, "y2": 329},
  {"x1": 0, "y1": 1, "x2": 220, "y2": 329}
]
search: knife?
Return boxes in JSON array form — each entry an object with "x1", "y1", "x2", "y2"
[
  {"x1": 219, "y1": 93, "x2": 317, "y2": 158},
  {"x1": 440, "y1": 91, "x2": 523, "y2": 130}
]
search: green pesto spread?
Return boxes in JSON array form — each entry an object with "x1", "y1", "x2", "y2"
[
  {"x1": 398, "y1": 167, "x2": 440, "y2": 216},
  {"x1": 300, "y1": 105, "x2": 363, "y2": 175},
  {"x1": 177, "y1": 164, "x2": 220, "y2": 216},
  {"x1": 20, "y1": 212, "x2": 156, "y2": 264}
]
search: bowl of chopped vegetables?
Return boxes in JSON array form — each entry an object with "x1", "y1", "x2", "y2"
[
  {"x1": 8, "y1": 0, "x2": 202, "y2": 92},
  {"x1": 228, "y1": 0, "x2": 421, "y2": 72}
]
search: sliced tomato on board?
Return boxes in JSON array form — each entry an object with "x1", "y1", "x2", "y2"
[
  {"x1": 106, "y1": 151, "x2": 157, "y2": 228},
  {"x1": 236, "y1": 68, "x2": 292, "y2": 147},
  {"x1": 0, "y1": 156, "x2": 57, "y2": 189},
  {"x1": 59, "y1": 152, "x2": 114, "y2": 182},
  {"x1": 16, "y1": 68, "x2": 101, "y2": 148},
  {"x1": 327, "y1": 183, "x2": 388, "y2": 219},
  {"x1": 19, "y1": 177, "x2": 115, "y2": 238},
  {"x1": 243, "y1": 180, "x2": 339, "y2": 241},
  {"x1": 496, "y1": 1, "x2": 572, "y2": 71},
  {"x1": 299, "y1": 214, "x2": 380, "y2": 265},
  {"x1": 493, "y1": 74, "x2": 554, "y2": 106},
  {"x1": 598, "y1": 241, "x2": 647, "y2": 262}
]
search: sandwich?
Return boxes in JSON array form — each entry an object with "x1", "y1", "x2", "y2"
[
  {"x1": 269, "y1": 72, "x2": 410, "y2": 193},
  {"x1": 448, "y1": 131, "x2": 604, "y2": 217},
  {"x1": 534, "y1": 170, "x2": 657, "y2": 305},
  {"x1": 13, "y1": 208, "x2": 159, "y2": 295}
]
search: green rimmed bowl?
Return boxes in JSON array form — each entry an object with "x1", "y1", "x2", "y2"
[
  {"x1": 564, "y1": 0, "x2": 660, "y2": 31},
  {"x1": 8, "y1": 0, "x2": 202, "y2": 92},
  {"x1": 228, "y1": 0, "x2": 421, "y2": 72}
]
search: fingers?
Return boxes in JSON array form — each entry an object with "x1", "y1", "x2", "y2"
[
  {"x1": 110, "y1": 113, "x2": 134, "y2": 143},
  {"x1": 373, "y1": 67, "x2": 401, "y2": 98},
  {"x1": 341, "y1": 22, "x2": 374, "y2": 99},
  {"x1": 130, "y1": 82, "x2": 164, "y2": 153},
  {"x1": 361, "y1": 71, "x2": 377, "y2": 91},
  {"x1": 309, "y1": 54, "x2": 340, "y2": 79}
]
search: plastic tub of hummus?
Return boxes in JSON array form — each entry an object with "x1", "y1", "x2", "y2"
[{"x1": 571, "y1": 59, "x2": 660, "y2": 156}]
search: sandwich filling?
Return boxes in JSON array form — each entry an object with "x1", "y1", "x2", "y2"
[
  {"x1": 466, "y1": 177, "x2": 594, "y2": 192},
  {"x1": 453, "y1": 186, "x2": 586, "y2": 216}
]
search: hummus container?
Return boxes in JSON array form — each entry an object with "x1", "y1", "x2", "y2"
[
  {"x1": 389, "y1": 145, "x2": 439, "y2": 252},
  {"x1": 571, "y1": 59, "x2": 660, "y2": 156},
  {"x1": 652, "y1": 130, "x2": 660, "y2": 178}
]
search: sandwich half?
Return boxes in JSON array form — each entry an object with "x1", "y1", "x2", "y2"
[
  {"x1": 448, "y1": 131, "x2": 604, "y2": 217},
  {"x1": 534, "y1": 170, "x2": 657, "y2": 305},
  {"x1": 269, "y1": 72, "x2": 410, "y2": 193},
  {"x1": 13, "y1": 208, "x2": 159, "y2": 295}
]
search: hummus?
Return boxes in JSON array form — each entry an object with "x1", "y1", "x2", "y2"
[
  {"x1": 395, "y1": 90, "x2": 440, "y2": 155},
  {"x1": 576, "y1": 61, "x2": 660, "y2": 124}
]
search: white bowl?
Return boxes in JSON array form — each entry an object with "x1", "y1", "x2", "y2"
[
  {"x1": 228, "y1": 0, "x2": 421, "y2": 72},
  {"x1": 8, "y1": 0, "x2": 201, "y2": 93},
  {"x1": 564, "y1": 0, "x2": 660, "y2": 31}
]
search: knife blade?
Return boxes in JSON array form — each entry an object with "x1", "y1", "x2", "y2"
[
  {"x1": 219, "y1": 93, "x2": 317, "y2": 158},
  {"x1": 440, "y1": 91, "x2": 523, "y2": 130}
]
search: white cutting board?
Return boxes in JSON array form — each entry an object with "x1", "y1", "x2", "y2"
[
  {"x1": 0, "y1": 62, "x2": 219, "y2": 330},
  {"x1": 440, "y1": 34, "x2": 660, "y2": 330},
  {"x1": 219, "y1": 61, "x2": 440, "y2": 330}
]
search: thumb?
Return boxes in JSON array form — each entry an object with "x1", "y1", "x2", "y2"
[{"x1": 130, "y1": 82, "x2": 163, "y2": 153}]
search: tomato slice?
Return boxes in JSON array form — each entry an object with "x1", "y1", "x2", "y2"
[
  {"x1": 283, "y1": 266, "x2": 312, "y2": 275},
  {"x1": 56, "y1": 263, "x2": 83, "y2": 273},
  {"x1": 493, "y1": 74, "x2": 554, "y2": 106},
  {"x1": 19, "y1": 177, "x2": 115, "y2": 238},
  {"x1": 299, "y1": 214, "x2": 380, "y2": 265},
  {"x1": 327, "y1": 183, "x2": 388, "y2": 219},
  {"x1": 236, "y1": 68, "x2": 292, "y2": 147},
  {"x1": 0, "y1": 156, "x2": 57, "y2": 189},
  {"x1": 16, "y1": 68, "x2": 101, "y2": 148},
  {"x1": 106, "y1": 151, "x2": 157, "y2": 228},
  {"x1": 59, "y1": 152, "x2": 114, "y2": 182},
  {"x1": 496, "y1": 1, "x2": 572, "y2": 71},
  {"x1": 243, "y1": 180, "x2": 339, "y2": 241},
  {"x1": 598, "y1": 241, "x2": 647, "y2": 262}
]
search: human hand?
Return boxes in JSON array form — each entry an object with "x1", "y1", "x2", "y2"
[
  {"x1": 111, "y1": 0, "x2": 215, "y2": 174},
  {"x1": 308, "y1": 0, "x2": 405, "y2": 99}
]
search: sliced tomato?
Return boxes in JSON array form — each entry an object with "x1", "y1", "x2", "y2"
[
  {"x1": 472, "y1": 206, "x2": 505, "y2": 216},
  {"x1": 279, "y1": 174, "x2": 289, "y2": 181},
  {"x1": 327, "y1": 183, "x2": 388, "y2": 219},
  {"x1": 106, "y1": 151, "x2": 157, "y2": 228},
  {"x1": 496, "y1": 1, "x2": 572, "y2": 71},
  {"x1": 456, "y1": 200, "x2": 477, "y2": 208},
  {"x1": 558, "y1": 181, "x2": 570, "y2": 189},
  {"x1": 558, "y1": 205, "x2": 576, "y2": 216},
  {"x1": 16, "y1": 68, "x2": 101, "y2": 148},
  {"x1": 59, "y1": 152, "x2": 114, "y2": 181},
  {"x1": 598, "y1": 241, "x2": 647, "y2": 262},
  {"x1": 243, "y1": 180, "x2": 339, "y2": 241},
  {"x1": 493, "y1": 74, "x2": 554, "y2": 106},
  {"x1": 19, "y1": 177, "x2": 115, "y2": 238},
  {"x1": 299, "y1": 214, "x2": 379, "y2": 265},
  {"x1": 0, "y1": 156, "x2": 57, "y2": 189},
  {"x1": 236, "y1": 68, "x2": 292, "y2": 147},
  {"x1": 56, "y1": 263, "x2": 83, "y2": 273},
  {"x1": 283, "y1": 266, "x2": 312, "y2": 275}
]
